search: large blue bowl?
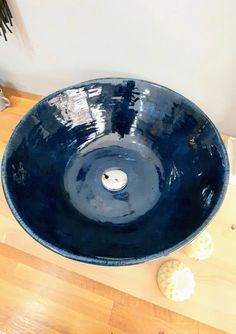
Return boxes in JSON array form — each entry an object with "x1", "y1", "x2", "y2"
[{"x1": 1, "y1": 78, "x2": 229, "y2": 265}]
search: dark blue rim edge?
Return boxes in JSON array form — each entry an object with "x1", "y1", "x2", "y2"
[{"x1": 1, "y1": 77, "x2": 230, "y2": 266}]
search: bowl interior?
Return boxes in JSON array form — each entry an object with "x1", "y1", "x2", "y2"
[{"x1": 2, "y1": 78, "x2": 229, "y2": 265}]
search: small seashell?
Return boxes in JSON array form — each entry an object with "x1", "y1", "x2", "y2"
[
  {"x1": 184, "y1": 231, "x2": 214, "y2": 260},
  {"x1": 157, "y1": 260, "x2": 195, "y2": 302}
]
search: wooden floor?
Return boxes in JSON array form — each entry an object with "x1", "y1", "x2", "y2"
[{"x1": 0, "y1": 243, "x2": 226, "y2": 334}]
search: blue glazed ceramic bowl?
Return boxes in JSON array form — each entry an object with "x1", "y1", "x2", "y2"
[{"x1": 1, "y1": 78, "x2": 229, "y2": 265}]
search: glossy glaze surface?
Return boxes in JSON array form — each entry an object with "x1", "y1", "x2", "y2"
[{"x1": 1, "y1": 78, "x2": 229, "y2": 265}]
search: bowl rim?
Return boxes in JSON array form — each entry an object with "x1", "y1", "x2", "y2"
[{"x1": 1, "y1": 77, "x2": 230, "y2": 266}]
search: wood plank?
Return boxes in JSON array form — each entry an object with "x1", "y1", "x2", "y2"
[
  {"x1": 0, "y1": 279, "x2": 118, "y2": 334},
  {"x1": 110, "y1": 301, "x2": 226, "y2": 334},
  {"x1": 0, "y1": 243, "x2": 226, "y2": 334},
  {"x1": 2, "y1": 87, "x2": 43, "y2": 101},
  {"x1": 0, "y1": 88, "x2": 235, "y2": 333},
  {"x1": 110, "y1": 301, "x2": 199, "y2": 334}
]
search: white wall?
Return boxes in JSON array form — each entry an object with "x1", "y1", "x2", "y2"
[{"x1": 1, "y1": 0, "x2": 236, "y2": 135}]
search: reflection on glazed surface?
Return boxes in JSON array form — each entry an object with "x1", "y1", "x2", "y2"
[
  {"x1": 64, "y1": 135, "x2": 163, "y2": 224},
  {"x1": 2, "y1": 78, "x2": 229, "y2": 265}
]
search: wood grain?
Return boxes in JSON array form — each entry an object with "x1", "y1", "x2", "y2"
[
  {"x1": 0, "y1": 88, "x2": 235, "y2": 333},
  {"x1": 0, "y1": 243, "x2": 227, "y2": 334},
  {"x1": 3, "y1": 87, "x2": 44, "y2": 101}
]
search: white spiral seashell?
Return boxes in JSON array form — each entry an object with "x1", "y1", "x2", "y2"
[
  {"x1": 157, "y1": 260, "x2": 195, "y2": 302},
  {"x1": 184, "y1": 231, "x2": 214, "y2": 260}
]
